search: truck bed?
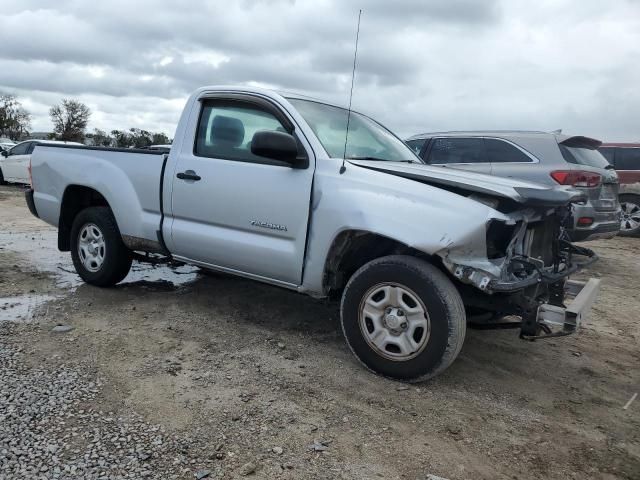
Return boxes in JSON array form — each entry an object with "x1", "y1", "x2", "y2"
[{"x1": 31, "y1": 144, "x2": 167, "y2": 247}]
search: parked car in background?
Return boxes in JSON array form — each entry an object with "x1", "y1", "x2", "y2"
[
  {"x1": 599, "y1": 143, "x2": 640, "y2": 236},
  {"x1": 0, "y1": 139, "x2": 83, "y2": 185},
  {"x1": 0, "y1": 141, "x2": 16, "y2": 153},
  {"x1": 405, "y1": 131, "x2": 620, "y2": 241},
  {"x1": 148, "y1": 144, "x2": 172, "y2": 153}
]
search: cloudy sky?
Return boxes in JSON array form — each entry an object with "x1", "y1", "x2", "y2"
[{"x1": 1, "y1": 0, "x2": 639, "y2": 141}]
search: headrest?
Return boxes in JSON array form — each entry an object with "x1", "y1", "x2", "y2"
[{"x1": 210, "y1": 115, "x2": 244, "y2": 147}]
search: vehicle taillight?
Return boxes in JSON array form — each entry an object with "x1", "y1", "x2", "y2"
[
  {"x1": 577, "y1": 217, "x2": 594, "y2": 226},
  {"x1": 28, "y1": 159, "x2": 33, "y2": 188},
  {"x1": 550, "y1": 170, "x2": 601, "y2": 187}
]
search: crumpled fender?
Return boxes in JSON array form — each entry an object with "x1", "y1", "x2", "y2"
[{"x1": 301, "y1": 162, "x2": 510, "y2": 294}]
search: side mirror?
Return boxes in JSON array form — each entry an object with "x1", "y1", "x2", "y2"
[
  {"x1": 250, "y1": 130, "x2": 302, "y2": 167},
  {"x1": 1, "y1": 150, "x2": 8, "y2": 158}
]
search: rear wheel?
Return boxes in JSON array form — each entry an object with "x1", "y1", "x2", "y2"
[
  {"x1": 619, "y1": 194, "x2": 640, "y2": 237},
  {"x1": 340, "y1": 255, "x2": 466, "y2": 382},
  {"x1": 70, "y1": 206, "x2": 132, "y2": 286}
]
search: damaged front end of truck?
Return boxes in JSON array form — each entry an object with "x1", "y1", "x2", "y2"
[
  {"x1": 350, "y1": 160, "x2": 602, "y2": 340},
  {"x1": 438, "y1": 187, "x2": 600, "y2": 340}
]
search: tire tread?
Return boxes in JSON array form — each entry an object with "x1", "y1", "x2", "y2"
[
  {"x1": 340, "y1": 255, "x2": 466, "y2": 383},
  {"x1": 70, "y1": 206, "x2": 132, "y2": 286}
]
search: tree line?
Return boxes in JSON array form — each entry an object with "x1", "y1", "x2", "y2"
[
  {"x1": 0, "y1": 94, "x2": 31, "y2": 139},
  {"x1": 0, "y1": 93, "x2": 171, "y2": 148}
]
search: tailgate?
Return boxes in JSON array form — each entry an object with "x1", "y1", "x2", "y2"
[
  {"x1": 588, "y1": 170, "x2": 619, "y2": 211},
  {"x1": 558, "y1": 137, "x2": 619, "y2": 211}
]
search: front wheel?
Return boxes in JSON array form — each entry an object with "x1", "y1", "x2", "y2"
[
  {"x1": 619, "y1": 194, "x2": 640, "y2": 237},
  {"x1": 340, "y1": 255, "x2": 466, "y2": 382},
  {"x1": 70, "y1": 206, "x2": 132, "y2": 286}
]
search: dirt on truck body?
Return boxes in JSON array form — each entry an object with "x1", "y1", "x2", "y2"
[{"x1": 0, "y1": 184, "x2": 639, "y2": 479}]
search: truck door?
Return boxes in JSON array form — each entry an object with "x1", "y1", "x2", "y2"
[{"x1": 166, "y1": 96, "x2": 314, "y2": 286}]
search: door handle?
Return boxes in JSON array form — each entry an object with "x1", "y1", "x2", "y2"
[{"x1": 176, "y1": 170, "x2": 201, "y2": 181}]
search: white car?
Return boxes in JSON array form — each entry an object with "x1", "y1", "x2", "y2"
[
  {"x1": 0, "y1": 140, "x2": 83, "y2": 185},
  {"x1": 148, "y1": 144, "x2": 172, "y2": 152},
  {"x1": 0, "y1": 141, "x2": 16, "y2": 152}
]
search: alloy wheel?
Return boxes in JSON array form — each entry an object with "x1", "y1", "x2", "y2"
[{"x1": 620, "y1": 201, "x2": 640, "y2": 232}]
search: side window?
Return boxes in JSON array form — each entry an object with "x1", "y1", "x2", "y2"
[
  {"x1": 9, "y1": 142, "x2": 30, "y2": 155},
  {"x1": 195, "y1": 100, "x2": 290, "y2": 163},
  {"x1": 559, "y1": 145, "x2": 577, "y2": 164},
  {"x1": 615, "y1": 148, "x2": 640, "y2": 170},
  {"x1": 598, "y1": 147, "x2": 615, "y2": 165},
  {"x1": 484, "y1": 138, "x2": 533, "y2": 163},
  {"x1": 428, "y1": 138, "x2": 486, "y2": 164},
  {"x1": 26, "y1": 142, "x2": 37, "y2": 154},
  {"x1": 405, "y1": 139, "x2": 426, "y2": 156}
]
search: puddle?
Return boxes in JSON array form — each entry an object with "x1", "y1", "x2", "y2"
[
  {"x1": 0, "y1": 230, "x2": 79, "y2": 288},
  {"x1": 124, "y1": 262, "x2": 199, "y2": 287},
  {"x1": 0, "y1": 231, "x2": 200, "y2": 290},
  {"x1": 0, "y1": 294, "x2": 57, "y2": 322}
]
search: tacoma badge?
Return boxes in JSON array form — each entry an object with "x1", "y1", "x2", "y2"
[{"x1": 250, "y1": 220, "x2": 288, "y2": 232}]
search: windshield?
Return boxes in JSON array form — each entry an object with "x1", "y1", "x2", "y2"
[
  {"x1": 559, "y1": 145, "x2": 610, "y2": 169},
  {"x1": 287, "y1": 98, "x2": 420, "y2": 162}
]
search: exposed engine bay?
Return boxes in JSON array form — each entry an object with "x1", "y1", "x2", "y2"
[
  {"x1": 438, "y1": 199, "x2": 598, "y2": 340},
  {"x1": 441, "y1": 202, "x2": 597, "y2": 294}
]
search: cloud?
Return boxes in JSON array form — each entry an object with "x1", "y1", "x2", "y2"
[{"x1": 0, "y1": 0, "x2": 638, "y2": 141}]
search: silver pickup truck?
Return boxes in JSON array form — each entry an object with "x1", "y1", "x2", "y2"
[{"x1": 26, "y1": 86, "x2": 601, "y2": 381}]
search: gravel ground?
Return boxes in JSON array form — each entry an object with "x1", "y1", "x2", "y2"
[
  {"x1": 0, "y1": 322, "x2": 219, "y2": 480},
  {"x1": 1, "y1": 184, "x2": 639, "y2": 479}
]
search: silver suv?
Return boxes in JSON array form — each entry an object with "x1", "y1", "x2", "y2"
[{"x1": 405, "y1": 131, "x2": 620, "y2": 241}]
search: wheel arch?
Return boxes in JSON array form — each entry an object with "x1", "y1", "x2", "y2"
[
  {"x1": 321, "y1": 229, "x2": 433, "y2": 297},
  {"x1": 58, "y1": 185, "x2": 111, "y2": 251}
]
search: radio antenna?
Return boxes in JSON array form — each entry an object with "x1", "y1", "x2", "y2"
[{"x1": 340, "y1": 9, "x2": 362, "y2": 175}]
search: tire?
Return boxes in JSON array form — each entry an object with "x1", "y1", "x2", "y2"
[
  {"x1": 340, "y1": 255, "x2": 466, "y2": 382},
  {"x1": 70, "y1": 206, "x2": 132, "y2": 286},
  {"x1": 0, "y1": 167, "x2": 6, "y2": 185},
  {"x1": 619, "y1": 194, "x2": 640, "y2": 237}
]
